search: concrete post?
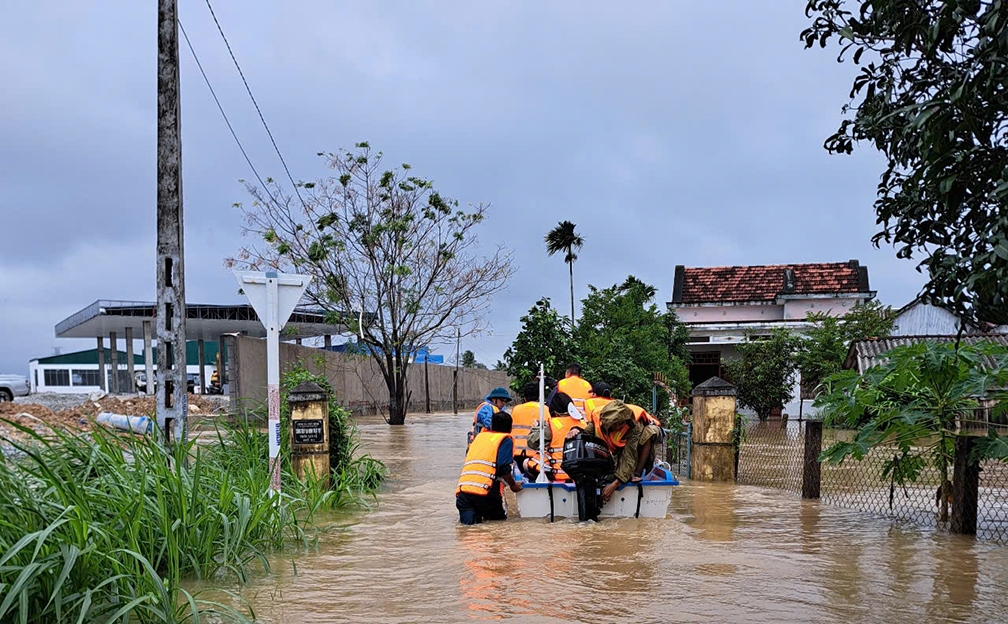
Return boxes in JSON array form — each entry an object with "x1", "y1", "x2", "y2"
[
  {"x1": 217, "y1": 336, "x2": 227, "y2": 387},
  {"x1": 109, "y1": 332, "x2": 119, "y2": 394},
  {"x1": 125, "y1": 327, "x2": 136, "y2": 393},
  {"x1": 802, "y1": 420, "x2": 823, "y2": 499},
  {"x1": 197, "y1": 339, "x2": 206, "y2": 394},
  {"x1": 143, "y1": 321, "x2": 155, "y2": 395},
  {"x1": 156, "y1": 0, "x2": 188, "y2": 443},
  {"x1": 951, "y1": 435, "x2": 981, "y2": 536},
  {"x1": 96, "y1": 336, "x2": 106, "y2": 391},
  {"x1": 424, "y1": 356, "x2": 431, "y2": 413},
  {"x1": 289, "y1": 381, "x2": 331, "y2": 488},
  {"x1": 690, "y1": 377, "x2": 737, "y2": 481}
]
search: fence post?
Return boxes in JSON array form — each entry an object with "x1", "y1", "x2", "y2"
[
  {"x1": 950, "y1": 435, "x2": 980, "y2": 536},
  {"x1": 424, "y1": 357, "x2": 431, "y2": 413},
  {"x1": 801, "y1": 420, "x2": 822, "y2": 499}
]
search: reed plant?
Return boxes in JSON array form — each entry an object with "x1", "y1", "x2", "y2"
[{"x1": 0, "y1": 381, "x2": 385, "y2": 623}]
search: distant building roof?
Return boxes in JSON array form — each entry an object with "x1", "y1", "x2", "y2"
[
  {"x1": 843, "y1": 334, "x2": 1008, "y2": 373},
  {"x1": 670, "y1": 260, "x2": 871, "y2": 305},
  {"x1": 32, "y1": 341, "x2": 219, "y2": 368}
]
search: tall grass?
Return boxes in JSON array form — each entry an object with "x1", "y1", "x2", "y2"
[{"x1": 0, "y1": 396, "x2": 384, "y2": 623}]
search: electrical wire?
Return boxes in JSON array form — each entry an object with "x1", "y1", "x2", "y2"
[
  {"x1": 203, "y1": 0, "x2": 307, "y2": 207},
  {"x1": 177, "y1": 18, "x2": 272, "y2": 196}
]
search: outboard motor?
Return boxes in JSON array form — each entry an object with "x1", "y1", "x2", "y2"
[{"x1": 561, "y1": 433, "x2": 615, "y2": 521}]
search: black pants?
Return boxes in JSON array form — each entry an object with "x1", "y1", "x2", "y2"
[{"x1": 456, "y1": 489, "x2": 507, "y2": 525}]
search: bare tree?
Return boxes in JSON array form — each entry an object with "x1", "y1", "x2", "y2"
[{"x1": 227, "y1": 142, "x2": 514, "y2": 425}]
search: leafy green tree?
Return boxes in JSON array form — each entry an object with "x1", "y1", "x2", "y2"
[
  {"x1": 502, "y1": 298, "x2": 574, "y2": 391},
  {"x1": 461, "y1": 349, "x2": 487, "y2": 369},
  {"x1": 572, "y1": 276, "x2": 690, "y2": 412},
  {"x1": 817, "y1": 340, "x2": 1008, "y2": 522},
  {"x1": 545, "y1": 220, "x2": 584, "y2": 323},
  {"x1": 228, "y1": 142, "x2": 514, "y2": 425},
  {"x1": 802, "y1": 0, "x2": 1008, "y2": 323},
  {"x1": 798, "y1": 300, "x2": 894, "y2": 397},
  {"x1": 723, "y1": 329, "x2": 803, "y2": 421}
]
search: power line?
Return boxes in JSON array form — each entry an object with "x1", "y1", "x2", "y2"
[
  {"x1": 177, "y1": 18, "x2": 272, "y2": 197},
  {"x1": 203, "y1": 0, "x2": 307, "y2": 207}
]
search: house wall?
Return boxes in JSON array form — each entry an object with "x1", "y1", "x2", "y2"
[
  {"x1": 891, "y1": 302, "x2": 971, "y2": 336},
  {"x1": 673, "y1": 304, "x2": 783, "y2": 323},
  {"x1": 782, "y1": 297, "x2": 863, "y2": 320}
]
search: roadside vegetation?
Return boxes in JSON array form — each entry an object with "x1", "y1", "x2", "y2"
[{"x1": 0, "y1": 365, "x2": 384, "y2": 624}]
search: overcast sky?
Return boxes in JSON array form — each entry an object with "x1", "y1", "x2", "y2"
[{"x1": 0, "y1": 1, "x2": 925, "y2": 375}]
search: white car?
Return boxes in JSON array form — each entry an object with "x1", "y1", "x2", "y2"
[{"x1": 0, "y1": 374, "x2": 30, "y2": 402}]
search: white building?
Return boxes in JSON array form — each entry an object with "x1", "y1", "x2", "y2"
[
  {"x1": 890, "y1": 297, "x2": 1008, "y2": 336},
  {"x1": 667, "y1": 260, "x2": 875, "y2": 418},
  {"x1": 29, "y1": 343, "x2": 217, "y2": 394}
]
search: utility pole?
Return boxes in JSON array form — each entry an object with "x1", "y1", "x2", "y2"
[
  {"x1": 156, "y1": 0, "x2": 188, "y2": 443},
  {"x1": 452, "y1": 328, "x2": 460, "y2": 414}
]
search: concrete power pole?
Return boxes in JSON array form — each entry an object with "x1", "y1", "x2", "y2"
[{"x1": 156, "y1": 0, "x2": 188, "y2": 443}]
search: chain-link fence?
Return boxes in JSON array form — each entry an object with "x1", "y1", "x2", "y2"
[
  {"x1": 734, "y1": 419, "x2": 1008, "y2": 545},
  {"x1": 736, "y1": 420, "x2": 805, "y2": 496}
]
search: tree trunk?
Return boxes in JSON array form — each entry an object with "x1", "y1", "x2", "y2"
[
  {"x1": 388, "y1": 381, "x2": 407, "y2": 425},
  {"x1": 568, "y1": 260, "x2": 575, "y2": 324}
]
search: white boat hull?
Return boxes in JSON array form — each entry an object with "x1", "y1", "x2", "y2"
[{"x1": 515, "y1": 467, "x2": 678, "y2": 519}]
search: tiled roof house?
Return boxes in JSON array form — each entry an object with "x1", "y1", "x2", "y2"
[{"x1": 667, "y1": 260, "x2": 875, "y2": 417}]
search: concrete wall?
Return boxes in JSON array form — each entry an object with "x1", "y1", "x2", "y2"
[
  {"x1": 891, "y1": 302, "x2": 970, "y2": 336},
  {"x1": 674, "y1": 304, "x2": 784, "y2": 323},
  {"x1": 229, "y1": 335, "x2": 511, "y2": 416},
  {"x1": 782, "y1": 297, "x2": 863, "y2": 320}
]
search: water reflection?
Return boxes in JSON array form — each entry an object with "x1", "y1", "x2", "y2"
[{"x1": 209, "y1": 412, "x2": 1008, "y2": 624}]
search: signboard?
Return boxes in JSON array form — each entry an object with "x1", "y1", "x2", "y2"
[{"x1": 293, "y1": 419, "x2": 325, "y2": 445}]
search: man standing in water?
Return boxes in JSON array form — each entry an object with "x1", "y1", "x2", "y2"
[{"x1": 456, "y1": 412, "x2": 523, "y2": 525}]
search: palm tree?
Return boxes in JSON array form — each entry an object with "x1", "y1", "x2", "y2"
[{"x1": 545, "y1": 220, "x2": 584, "y2": 324}]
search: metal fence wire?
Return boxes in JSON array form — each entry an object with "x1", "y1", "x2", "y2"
[
  {"x1": 735, "y1": 419, "x2": 1008, "y2": 545},
  {"x1": 736, "y1": 420, "x2": 805, "y2": 496}
]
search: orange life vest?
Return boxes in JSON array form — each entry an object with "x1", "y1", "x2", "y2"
[
  {"x1": 589, "y1": 403, "x2": 632, "y2": 450},
  {"x1": 628, "y1": 404, "x2": 662, "y2": 427},
  {"x1": 510, "y1": 401, "x2": 540, "y2": 452},
  {"x1": 456, "y1": 431, "x2": 510, "y2": 496},
  {"x1": 584, "y1": 396, "x2": 613, "y2": 419},
  {"x1": 558, "y1": 376, "x2": 592, "y2": 401},
  {"x1": 544, "y1": 416, "x2": 581, "y2": 481}
]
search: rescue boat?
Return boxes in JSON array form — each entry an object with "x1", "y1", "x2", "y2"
[{"x1": 515, "y1": 465, "x2": 678, "y2": 519}]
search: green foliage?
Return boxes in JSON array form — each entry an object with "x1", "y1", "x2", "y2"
[
  {"x1": 797, "y1": 300, "x2": 894, "y2": 397},
  {"x1": 816, "y1": 340, "x2": 1008, "y2": 514},
  {"x1": 230, "y1": 142, "x2": 514, "y2": 424},
  {"x1": 502, "y1": 298, "x2": 574, "y2": 391},
  {"x1": 723, "y1": 329, "x2": 803, "y2": 421},
  {"x1": 460, "y1": 349, "x2": 487, "y2": 369},
  {"x1": 802, "y1": 0, "x2": 1008, "y2": 323},
  {"x1": 280, "y1": 363, "x2": 386, "y2": 491},
  {"x1": 573, "y1": 276, "x2": 690, "y2": 411}
]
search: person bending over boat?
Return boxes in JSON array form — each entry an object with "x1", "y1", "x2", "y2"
[
  {"x1": 456, "y1": 412, "x2": 523, "y2": 525},
  {"x1": 568, "y1": 399, "x2": 661, "y2": 503},
  {"x1": 521, "y1": 392, "x2": 584, "y2": 482}
]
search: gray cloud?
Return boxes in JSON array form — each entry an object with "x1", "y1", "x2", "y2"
[{"x1": 0, "y1": 0, "x2": 925, "y2": 374}]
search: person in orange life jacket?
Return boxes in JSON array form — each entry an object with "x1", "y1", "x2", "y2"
[
  {"x1": 568, "y1": 399, "x2": 661, "y2": 503},
  {"x1": 521, "y1": 392, "x2": 584, "y2": 482},
  {"x1": 471, "y1": 386, "x2": 512, "y2": 441},
  {"x1": 510, "y1": 383, "x2": 540, "y2": 454},
  {"x1": 583, "y1": 381, "x2": 614, "y2": 417},
  {"x1": 557, "y1": 363, "x2": 592, "y2": 403},
  {"x1": 456, "y1": 411, "x2": 522, "y2": 525}
]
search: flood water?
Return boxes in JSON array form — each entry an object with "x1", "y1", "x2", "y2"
[{"x1": 224, "y1": 412, "x2": 1008, "y2": 623}]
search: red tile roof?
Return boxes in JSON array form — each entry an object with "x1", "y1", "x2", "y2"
[{"x1": 674, "y1": 262, "x2": 868, "y2": 304}]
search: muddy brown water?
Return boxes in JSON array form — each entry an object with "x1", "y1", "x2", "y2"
[{"x1": 209, "y1": 412, "x2": 1008, "y2": 623}]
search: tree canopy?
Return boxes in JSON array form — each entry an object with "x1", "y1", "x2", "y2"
[
  {"x1": 723, "y1": 329, "x2": 803, "y2": 421},
  {"x1": 544, "y1": 220, "x2": 584, "y2": 323},
  {"x1": 228, "y1": 142, "x2": 514, "y2": 424},
  {"x1": 803, "y1": 0, "x2": 1008, "y2": 323}
]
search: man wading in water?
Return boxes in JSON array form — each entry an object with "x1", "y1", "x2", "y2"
[{"x1": 456, "y1": 412, "x2": 523, "y2": 525}]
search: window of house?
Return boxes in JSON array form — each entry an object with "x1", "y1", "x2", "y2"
[
  {"x1": 73, "y1": 369, "x2": 103, "y2": 387},
  {"x1": 44, "y1": 369, "x2": 70, "y2": 387}
]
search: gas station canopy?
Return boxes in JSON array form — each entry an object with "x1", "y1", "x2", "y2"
[{"x1": 55, "y1": 300, "x2": 352, "y2": 341}]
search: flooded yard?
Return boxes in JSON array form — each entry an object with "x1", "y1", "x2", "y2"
[{"x1": 207, "y1": 413, "x2": 1008, "y2": 623}]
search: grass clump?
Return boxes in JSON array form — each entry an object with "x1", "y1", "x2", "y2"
[{"x1": 0, "y1": 366, "x2": 385, "y2": 623}]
